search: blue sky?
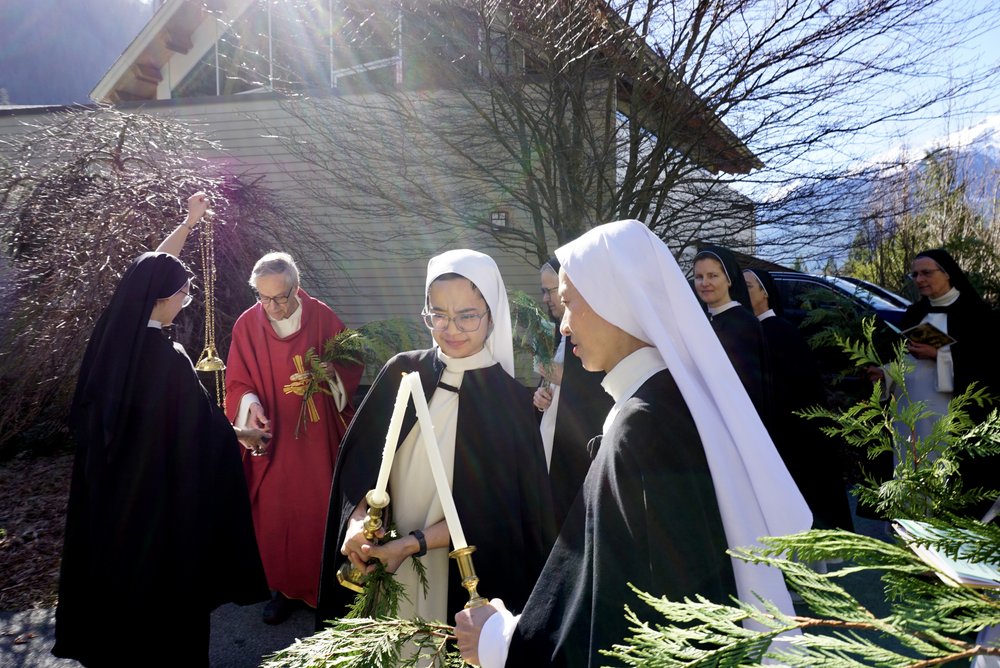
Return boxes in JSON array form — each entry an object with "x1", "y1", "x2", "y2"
[{"x1": 842, "y1": 0, "x2": 1000, "y2": 162}]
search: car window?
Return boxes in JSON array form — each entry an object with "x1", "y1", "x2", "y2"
[{"x1": 823, "y1": 277, "x2": 905, "y2": 311}]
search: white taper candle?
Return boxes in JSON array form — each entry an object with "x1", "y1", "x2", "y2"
[
  {"x1": 406, "y1": 373, "x2": 469, "y2": 549},
  {"x1": 370, "y1": 373, "x2": 412, "y2": 507}
]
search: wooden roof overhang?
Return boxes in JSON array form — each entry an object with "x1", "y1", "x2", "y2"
[{"x1": 90, "y1": 0, "x2": 237, "y2": 103}]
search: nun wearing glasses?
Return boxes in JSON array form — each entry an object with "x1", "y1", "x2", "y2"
[
  {"x1": 868, "y1": 249, "x2": 999, "y2": 520},
  {"x1": 317, "y1": 249, "x2": 555, "y2": 629}
]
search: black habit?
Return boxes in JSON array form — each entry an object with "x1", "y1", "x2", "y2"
[
  {"x1": 316, "y1": 349, "x2": 557, "y2": 626},
  {"x1": 760, "y1": 314, "x2": 853, "y2": 530},
  {"x1": 507, "y1": 369, "x2": 737, "y2": 667},
  {"x1": 709, "y1": 305, "x2": 769, "y2": 415},
  {"x1": 899, "y1": 250, "x2": 999, "y2": 518},
  {"x1": 549, "y1": 335, "x2": 613, "y2": 529},
  {"x1": 696, "y1": 246, "x2": 770, "y2": 417},
  {"x1": 54, "y1": 253, "x2": 268, "y2": 668}
]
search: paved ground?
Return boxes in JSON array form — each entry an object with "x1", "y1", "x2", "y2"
[{"x1": 0, "y1": 600, "x2": 315, "y2": 668}]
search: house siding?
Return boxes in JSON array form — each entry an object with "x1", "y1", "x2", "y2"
[{"x1": 0, "y1": 96, "x2": 548, "y2": 382}]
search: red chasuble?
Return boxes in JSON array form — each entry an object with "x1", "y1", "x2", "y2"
[{"x1": 225, "y1": 288, "x2": 363, "y2": 606}]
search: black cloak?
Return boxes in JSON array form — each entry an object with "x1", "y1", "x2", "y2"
[
  {"x1": 696, "y1": 246, "x2": 770, "y2": 415},
  {"x1": 749, "y1": 271, "x2": 852, "y2": 530},
  {"x1": 903, "y1": 249, "x2": 997, "y2": 401},
  {"x1": 900, "y1": 249, "x2": 999, "y2": 517},
  {"x1": 507, "y1": 369, "x2": 737, "y2": 667},
  {"x1": 316, "y1": 349, "x2": 557, "y2": 626},
  {"x1": 54, "y1": 253, "x2": 268, "y2": 667},
  {"x1": 549, "y1": 335, "x2": 612, "y2": 529}
]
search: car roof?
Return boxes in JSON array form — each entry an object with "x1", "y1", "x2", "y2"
[
  {"x1": 769, "y1": 271, "x2": 909, "y2": 315},
  {"x1": 834, "y1": 275, "x2": 912, "y2": 308}
]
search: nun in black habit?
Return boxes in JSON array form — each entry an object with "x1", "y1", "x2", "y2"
[
  {"x1": 693, "y1": 245, "x2": 770, "y2": 416},
  {"x1": 871, "y1": 249, "x2": 999, "y2": 518},
  {"x1": 533, "y1": 256, "x2": 613, "y2": 529},
  {"x1": 454, "y1": 221, "x2": 810, "y2": 668},
  {"x1": 317, "y1": 249, "x2": 555, "y2": 629},
  {"x1": 54, "y1": 251, "x2": 268, "y2": 667},
  {"x1": 744, "y1": 268, "x2": 853, "y2": 531}
]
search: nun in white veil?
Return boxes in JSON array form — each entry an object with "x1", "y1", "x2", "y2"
[
  {"x1": 317, "y1": 249, "x2": 555, "y2": 632},
  {"x1": 455, "y1": 221, "x2": 810, "y2": 668}
]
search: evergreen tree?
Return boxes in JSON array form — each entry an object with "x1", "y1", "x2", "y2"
[{"x1": 845, "y1": 150, "x2": 1000, "y2": 304}]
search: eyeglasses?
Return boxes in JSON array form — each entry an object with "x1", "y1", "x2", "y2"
[
  {"x1": 178, "y1": 289, "x2": 193, "y2": 308},
  {"x1": 908, "y1": 269, "x2": 944, "y2": 280},
  {"x1": 255, "y1": 285, "x2": 296, "y2": 306},
  {"x1": 540, "y1": 286, "x2": 559, "y2": 299},
  {"x1": 421, "y1": 310, "x2": 489, "y2": 332}
]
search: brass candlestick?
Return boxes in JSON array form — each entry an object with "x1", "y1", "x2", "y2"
[
  {"x1": 449, "y1": 545, "x2": 487, "y2": 608},
  {"x1": 337, "y1": 490, "x2": 390, "y2": 593}
]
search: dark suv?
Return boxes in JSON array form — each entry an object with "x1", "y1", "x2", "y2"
[
  {"x1": 767, "y1": 272, "x2": 910, "y2": 395},
  {"x1": 769, "y1": 272, "x2": 909, "y2": 328}
]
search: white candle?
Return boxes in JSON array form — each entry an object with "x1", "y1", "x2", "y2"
[
  {"x1": 371, "y1": 373, "x2": 412, "y2": 507},
  {"x1": 406, "y1": 373, "x2": 469, "y2": 550}
]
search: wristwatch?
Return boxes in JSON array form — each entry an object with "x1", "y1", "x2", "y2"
[{"x1": 410, "y1": 529, "x2": 427, "y2": 557}]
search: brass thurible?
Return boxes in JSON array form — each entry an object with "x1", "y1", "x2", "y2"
[
  {"x1": 192, "y1": 208, "x2": 227, "y2": 406},
  {"x1": 336, "y1": 490, "x2": 390, "y2": 593},
  {"x1": 449, "y1": 545, "x2": 487, "y2": 608}
]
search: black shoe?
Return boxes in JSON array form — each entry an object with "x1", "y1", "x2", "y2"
[{"x1": 262, "y1": 592, "x2": 297, "y2": 625}]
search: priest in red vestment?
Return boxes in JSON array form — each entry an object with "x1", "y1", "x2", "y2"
[{"x1": 225, "y1": 252, "x2": 364, "y2": 624}]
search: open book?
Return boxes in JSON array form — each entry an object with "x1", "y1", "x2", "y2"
[
  {"x1": 894, "y1": 519, "x2": 1000, "y2": 589},
  {"x1": 901, "y1": 322, "x2": 957, "y2": 349}
]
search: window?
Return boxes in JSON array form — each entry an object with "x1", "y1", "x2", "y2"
[{"x1": 174, "y1": 0, "x2": 400, "y2": 98}]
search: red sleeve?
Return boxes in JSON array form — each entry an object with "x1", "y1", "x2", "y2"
[{"x1": 224, "y1": 310, "x2": 261, "y2": 423}]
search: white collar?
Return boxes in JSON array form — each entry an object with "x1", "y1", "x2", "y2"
[
  {"x1": 708, "y1": 301, "x2": 741, "y2": 317},
  {"x1": 601, "y1": 346, "x2": 667, "y2": 403},
  {"x1": 436, "y1": 346, "x2": 495, "y2": 373},
  {"x1": 268, "y1": 300, "x2": 303, "y2": 337},
  {"x1": 757, "y1": 309, "x2": 776, "y2": 321},
  {"x1": 930, "y1": 287, "x2": 960, "y2": 308},
  {"x1": 147, "y1": 319, "x2": 163, "y2": 329},
  {"x1": 600, "y1": 346, "x2": 667, "y2": 435}
]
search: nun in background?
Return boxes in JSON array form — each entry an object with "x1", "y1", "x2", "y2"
[
  {"x1": 532, "y1": 256, "x2": 613, "y2": 530},
  {"x1": 454, "y1": 220, "x2": 810, "y2": 668},
  {"x1": 693, "y1": 245, "x2": 770, "y2": 416},
  {"x1": 317, "y1": 249, "x2": 555, "y2": 630},
  {"x1": 744, "y1": 268, "x2": 853, "y2": 532},
  {"x1": 868, "y1": 249, "x2": 999, "y2": 519}
]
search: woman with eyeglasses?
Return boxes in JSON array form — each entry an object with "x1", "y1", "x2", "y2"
[
  {"x1": 317, "y1": 249, "x2": 556, "y2": 634},
  {"x1": 55, "y1": 193, "x2": 269, "y2": 667},
  {"x1": 868, "y1": 249, "x2": 999, "y2": 518}
]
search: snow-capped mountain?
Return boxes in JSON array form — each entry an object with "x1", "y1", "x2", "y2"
[{"x1": 756, "y1": 115, "x2": 1000, "y2": 267}]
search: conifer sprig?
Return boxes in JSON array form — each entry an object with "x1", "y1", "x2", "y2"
[
  {"x1": 800, "y1": 317, "x2": 1000, "y2": 519},
  {"x1": 508, "y1": 289, "x2": 556, "y2": 367},
  {"x1": 261, "y1": 617, "x2": 462, "y2": 668},
  {"x1": 604, "y1": 529, "x2": 1000, "y2": 667}
]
